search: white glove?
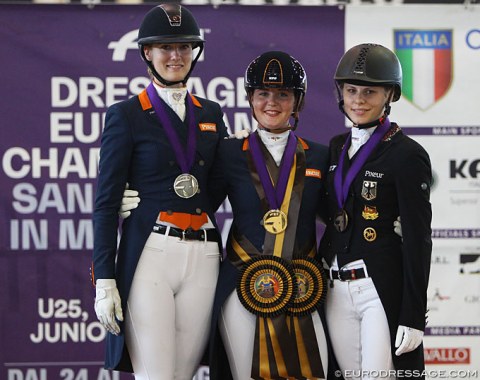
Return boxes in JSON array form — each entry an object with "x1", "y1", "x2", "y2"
[
  {"x1": 393, "y1": 216, "x2": 402, "y2": 238},
  {"x1": 118, "y1": 189, "x2": 140, "y2": 219},
  {"x1": 94, "y1": 279, "x2": 123, "y2": 335},
  {"x1": 228, "y1": 127, "x2": 251, "y2": 139},
  {"x1": 395, "y1": 325, "x2": 423, "y2": 356}
]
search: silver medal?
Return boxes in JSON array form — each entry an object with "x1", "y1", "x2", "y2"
[{"x1": 173, "y1": 173, "x2": 199, "y2": 198}]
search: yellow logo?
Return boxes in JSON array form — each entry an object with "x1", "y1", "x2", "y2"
[
  {"x1": 363, "y1": 227, "x2": 377, "y2": 242},
  {"x1": 362, "y1": 205, "x2": 379, "y2": 220}
]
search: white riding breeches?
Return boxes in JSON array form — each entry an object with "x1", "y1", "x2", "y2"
[
  {"x1": 326, "y1": 274, "x2": 395, "y2": 380},
  {"x1": 125, "y1": 231, "x2": 220, "y2": 380},
  {"x1": 219, "y1": 290, "x2": 329, "y2": 380}
]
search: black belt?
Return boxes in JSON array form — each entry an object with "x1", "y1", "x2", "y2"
[
  {"x1": 152, "y1": 224, "x2": 219, "y2": 242},
  {"x1": 329, "y1": 267, "x2": 367, "y2": 281}
]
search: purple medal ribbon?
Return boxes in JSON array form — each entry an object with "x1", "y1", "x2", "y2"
[
  {"x1": 249, "y1": 131, "x2": 297, "y2": 210},
  {"x1": 146, "y1": 83, "x2": 197, "y2": 173},
  {"x1": 334, "y1": 118, "x2": 391, "y2": 209}
]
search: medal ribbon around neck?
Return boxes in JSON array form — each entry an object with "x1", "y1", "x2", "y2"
[
  {"x1": 249, "y1": 131, "x2": 297, "y2": 236},
  {"x1": 334, "y1": 118, "x2": 391, "y2": 210},
  {"x1": 146, "y1": 83, "x2": 197, "y2": 173}
]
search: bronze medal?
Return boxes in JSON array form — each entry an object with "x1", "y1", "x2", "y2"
[
  {"x1": 263, "y1": 209, "x2": 288, "y2": 234},
  {"x1": 173, "y1": 173, "x2": 199, "y2": 198},
  {"x1": 334, "y1": 209, "x2": 348, "y2": 232}
]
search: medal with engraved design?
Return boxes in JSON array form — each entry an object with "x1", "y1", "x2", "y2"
[
  {"x1": 263, "y1": 209, "x2": 288, "y2": 234},
  {"x1": 146, "y1": 83, "x2": 200, "y2": 200},
  {"x1": 334, "y1": 209, "x2": 348, "y2": 232},
  {"x1": 249, "y1": 132, "x2": 298, "y2": 236},
  {"x1": 333, "y1": 119, "x2": 392, "y2": 235},
  {"x1": 173, "y1": 173, "x2": 199, "y2": 198}
]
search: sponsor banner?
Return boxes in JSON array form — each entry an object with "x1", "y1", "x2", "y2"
[
  {"x1": 0, "y1": 4, "x2": 344, "y2": 379},
  {"x1": 424, "y1": 348, "x2": 471, "y2": 365},
  {"x1": 345, "y1": 5, "x2": 480, "y2": 126},
  {"x1": 425, "y1": 326, "x2": 480, "y2": 336},
  {"x1": 432, "y1": 229, "x2": 480, "y2": 239},
  {"x1": 412, "y1": 136, "x2": 480, "y2": 229},
  {"x1": 402, "y1": 126, "x2": 480, "y2": 136},
  {"x1": 425, "y1": 245, "x2": 480, "y2": 323}
]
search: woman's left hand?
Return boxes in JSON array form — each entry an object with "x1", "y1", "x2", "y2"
[{"x1": 394, "y1": 325, "x2": 424, "y2": 356}]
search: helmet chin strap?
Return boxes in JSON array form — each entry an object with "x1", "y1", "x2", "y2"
[
  {"x1": 250, "y1": 108, "x2": 297, "y2": 134},
  {"x1": 249, "y1": 97, "x2": 301, "y2": 133},
  {"x1": 338, "y1": 100, "x2": 391, "y2": 129},
  {"x1": 150, "y1": 64, "x2": 186, "y2": 87},
  {"x1": 144, "y1": 45, "x2": 204, "y2": 87}
]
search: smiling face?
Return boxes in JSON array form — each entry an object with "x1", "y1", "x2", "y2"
[
  {"x1": 342, "y1": 83, "x2": 391, "y2": 125},
  {"x1": 144, "y1": 43, "x2": 193, "y2": 87},
  {"x1": 251, "y1": 88, "x2": 296, "y2": 133}
]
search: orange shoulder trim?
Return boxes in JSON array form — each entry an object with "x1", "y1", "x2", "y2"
[
  {"x1": 190, "y1": 94, "x2": 202, "y2": 108},
  {"x1": 138, "y1": 89, "x2": 152, "y2": 111},
  {"x1": 298, "y1": 137, "x2": 309, "y2": 150}
]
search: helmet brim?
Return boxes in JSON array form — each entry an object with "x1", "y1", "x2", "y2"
[{"x1": 138, "y1": 35, "x2": 204, "y2": 46}]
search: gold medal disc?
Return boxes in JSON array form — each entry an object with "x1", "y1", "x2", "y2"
[{"x1": 263, "y1": 209, "x2": 288, "y2": 234}]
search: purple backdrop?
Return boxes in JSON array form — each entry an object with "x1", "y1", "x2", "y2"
[{"x1": 0, "y1": 4, "x2": 344, "y2": 378}]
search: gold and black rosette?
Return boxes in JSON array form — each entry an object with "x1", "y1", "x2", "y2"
[
  {"x1": 237, "y1": 255, "x2": 297, "y2": 318},
  {"x1": 287, "y1": 258, "x2": 327, "y2": 316}
]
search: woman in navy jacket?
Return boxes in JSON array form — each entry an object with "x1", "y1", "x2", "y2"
[
  {"x1": 319, "y1": 44, "x2": 432, "y2": 379},
  {"x1": 207, "y1": 51, "x2": 332, "y2": 380},
  {"x1": 91, "y1": 4, "x2": 227, "y2": 379}
]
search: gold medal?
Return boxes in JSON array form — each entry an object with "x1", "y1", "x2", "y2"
[
  {"x1": 334, "y1": 209, "x2": 348, "y2": 232},
  {"x1": 263, "y1": 209, "x2": 288, "y2": 234},
  {"x1": 173, "y1": 173, "x2": 199, "y2": 198},
  {"x1": 363, "y1": 227, "x2": 377, "y2": 242}
]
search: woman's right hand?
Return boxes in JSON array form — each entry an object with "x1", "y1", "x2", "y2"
[
  {"x1": 94, "y1": 279, "x2": 123, "y2": 335},
  {"x1": 119, "y1": 186, "x2": 140, "y2": 219}
]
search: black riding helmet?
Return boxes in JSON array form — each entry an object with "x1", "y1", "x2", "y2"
[
  {"x1": 138, "y1": 4, "x2": 204, "y2": 86},
  {"x1": 245, "y1": 51, "x2": 307, "y2": 130},
  {"x1": 334, "y1": 43, "x2": 402, "y2": 127}
]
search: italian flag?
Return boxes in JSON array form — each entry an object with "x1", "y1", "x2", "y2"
[{"x1": 395, "y1": 30, "x2": 452, "y2": 110}]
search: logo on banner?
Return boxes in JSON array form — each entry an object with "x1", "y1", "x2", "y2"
[
  {"x1": 394, "y1": 30, "x2": 453, "y2": 110},
  {"x1": 460, "y1": 254, "x2": 480, "y2": 274},
  {"x1": 108, "y1": 29, "x2": 209, "y2": 62},
  {"x1": 424, "y1": 348, "x2": 470, "y2": 364}
]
